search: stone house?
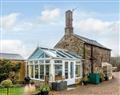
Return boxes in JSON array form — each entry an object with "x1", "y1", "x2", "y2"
[
  {"x1": 54, "y1": 10, "x2": 111, "y2": 75},
  {"x1": 0, "y1": 53, "x2": 26, "y2": 81}
]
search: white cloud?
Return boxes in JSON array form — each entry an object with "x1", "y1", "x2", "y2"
[
  {"x1": 0, "y1": 8, "x2": 60, "y2": 32},
  {"x1": 0, "y1": 13, "x2": 20, "y2": 30},
  {"x1": 39, "y1": 8, "x2": 60, "y2": 23},
  {"x1": 0, "y1": 40, "x2": 32, "y2": 58},
  {"x1": 75, "y1": 18, "x2": 111, "y2": 33}
]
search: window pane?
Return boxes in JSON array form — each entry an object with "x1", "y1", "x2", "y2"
[
  {"x1": 39, "y1": 60, "x2": 44, "y2": 63},
  {"x1": 54, "y1": 60, "x2": 62, "y2": 63},
  {"x1": 40, "y1": 65, "x2": 44, "y2": 79},
  {"x1": 46, "y1": 65, "x2": 50, "y2": 76},
  {"x1": 45, "y1": 65, "x2": 50, "y2": 80},
  {"x1": 35, "y1": 61, "x2": 38, "y2": 64},
  {"x1": 65, "y1": 62, "x2": 68, "y2": 79},
  {"x1": 45, "y1": 60, "x2": 50, "y2": 63},
  {"x1": 70, "y1": 62, "x2": 74, "y2": 78},
  {"x1": 76, "y1": 65, "x2": 80, "y2": 77},
  {"x1": 35, "y1": 65, "x2": 38, "y2": 78},
  {"x1": 29, "y1": 65, "x2": 33, "y2": 78},
  {"x1": 55, "y1": 65, "x2": 62, "y2": 80}
]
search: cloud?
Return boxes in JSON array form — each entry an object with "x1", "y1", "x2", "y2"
[
  {"x1": 0, "y1": 8, "x2": 60, "y2": 32},
  {"x1": 0, "y1": 13, "x2": 20, "y2": 30},
  {"x1": 39, "y1": 8, "x2": 60, "y2": 24},
  {"x1": 75, "y1": 18, "x2": 112, "y2": 33},
  {"x1": 0, "y1": 40, "x2": 32, "y2": 58},
  {"x1": 0, "y1": 13, "x2": 34, "y2": 32}
]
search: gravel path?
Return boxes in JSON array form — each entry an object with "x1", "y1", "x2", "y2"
[{"x1": 50, "y1": 72, "x2": 120, "y2": 95}]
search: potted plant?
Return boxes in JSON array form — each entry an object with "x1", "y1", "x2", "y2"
[{"x1": 39, "y1": 83, "x2": 50, "y2": 95}]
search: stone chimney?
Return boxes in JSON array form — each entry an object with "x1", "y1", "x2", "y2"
[{"x1": 65, "y1": 10, "x2": 73, "y2": 36}]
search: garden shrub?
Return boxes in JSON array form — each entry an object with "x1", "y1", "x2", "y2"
[{"x1": 1, "y1": 79, "x2": 13, "y2": 88}]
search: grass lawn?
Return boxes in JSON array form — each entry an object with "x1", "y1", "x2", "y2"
[{"x1": 0, "y1": 87, "x2": 24, "y2": 95}]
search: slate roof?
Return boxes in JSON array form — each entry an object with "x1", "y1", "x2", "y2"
[
  {"x1": 74, "y1": 34, "x2": 111, "y2": 50},
  {"x1": 0, "y1": 53, "x2": 24, "y2": 60}
]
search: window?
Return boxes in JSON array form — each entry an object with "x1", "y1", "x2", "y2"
[
  {"x1": 70, "y1": 62, "x2": 74, "y2": 78},
  {"x1": 40, "y1": 65, "x2": 44, "y2": 79},
  {"x1": 45, "y1": 60, "x2": 50, "y2": 63},
  {"x1": 35, "y1": 65, "x2": 38, "y2": 78},
  {"x1": 39, "y1": 60, "x2": 44, "y2": 63},
  {"x1": 34, "y1": 61, "x2": 38, "y2": 64},
  {"x1": 54, "y1": 60, "x2": 62, "y2": 63},
  {"x1": 76, "y1": 65, "x2": 81, "y2": 77},
  {"x1": 55, "y1": 65, "x2": 62, "y2": 76},
  {"x1": 45, "y1": 65, "x2": 50, "y2": 78},
  {"x1": 29, "y1": 61, "x2": 33, "y2": 64},
  {"x1": 65, "y1": 62, "x2": 68, "y2": 79},
  {"x1": 29, "y1": 65, "x2": 34, "y2": 78}
]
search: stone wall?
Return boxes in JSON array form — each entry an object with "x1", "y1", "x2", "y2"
[
  {"x1": 55, "y1": 35, "x2": 84, "y2": 57},
  {"x1": 55, "y1": 35, "x2": 111, "y2": 74}
]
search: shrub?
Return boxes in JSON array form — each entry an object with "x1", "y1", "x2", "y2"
[
  {"x1": 1, "y1": 79, "x2": 13, "y2": 95},
  {"x1": 39, "y1": 83, "x2": 50, "y2": 92},
  {"x1": 1, "y1": 79, "x2": 13, "y2": 88},
  {"x1": 99, "y1": 72, "x2": 105, "y2": 82}
]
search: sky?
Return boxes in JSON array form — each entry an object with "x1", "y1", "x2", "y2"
[{"x1": 0, "y1": 0, "x2": 120, "y2": 58}]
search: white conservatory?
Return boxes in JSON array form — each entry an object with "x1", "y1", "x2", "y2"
[{"x1": 27, "y1": 47, "x2": 83, "y2": 85}]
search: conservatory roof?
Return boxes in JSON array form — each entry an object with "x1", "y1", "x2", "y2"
[{"x1": 28, "y1": 47, "x2": 81, "y2": 60}]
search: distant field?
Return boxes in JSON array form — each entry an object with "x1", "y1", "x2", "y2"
[{"x1": 0, "y1": 87, "x2": 24, "y2": 95}]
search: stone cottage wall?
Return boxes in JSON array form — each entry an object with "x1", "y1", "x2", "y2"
[{"x1": 55, "y1": 35, "x2": 111, "y2": 74}]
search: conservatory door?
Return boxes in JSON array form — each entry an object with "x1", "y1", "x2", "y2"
[{"x1": 65, "y1": 62, "x2": 75, "y2": 85}]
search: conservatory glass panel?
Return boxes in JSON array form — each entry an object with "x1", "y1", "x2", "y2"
[
  {"x1": 45, "y1": 65, "x2": 50, "y2": 79},
  {"x1": 65, "y1": 62, "x2": 68, "y2": 79},
  {"x1": 35, "y1": 65, "x2": 38, "y2": 78},
  {"x1": 59, "y1": 51, "x2": 73, "y2": 58},
  {"x1": 39, "y1": 60, "x2": 44, "y2": 63},
  {"x1": 35, "y1": 61, "x2": 38, "y2": 64},
  {"x1": 76, "y1": 65, "x2": 80, "y2": 77},
  {"x1": 70, "y1": 62, "x2": 74, "y2": 78},
  {"x1": 54, "y1": 60, "x2": 62, "y2": 63},
  {"x1": 29, "y1": 65, "x2": 34, "y2": 78},
  {"x1": 40, "y1": 65, "x2": 44, "y2": 79},
  {"x1": 55, "y1": 65, "x2": 62, "y2": 80},
  {"x1": 45, "y1": 60, "x2": 50, "y2": 63}
]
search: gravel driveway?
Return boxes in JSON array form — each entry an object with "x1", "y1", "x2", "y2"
[{"x1": 51, "y1": 72, "x2": 120, "y2": 95}]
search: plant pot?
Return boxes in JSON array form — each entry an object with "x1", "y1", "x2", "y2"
[{"x1": 40, "y1": 91, "x2": 49, "y2": 95}]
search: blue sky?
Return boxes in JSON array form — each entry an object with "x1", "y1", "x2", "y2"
[{"x1": 0, "y1": 0, "x2": 119, "y2": 58}]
